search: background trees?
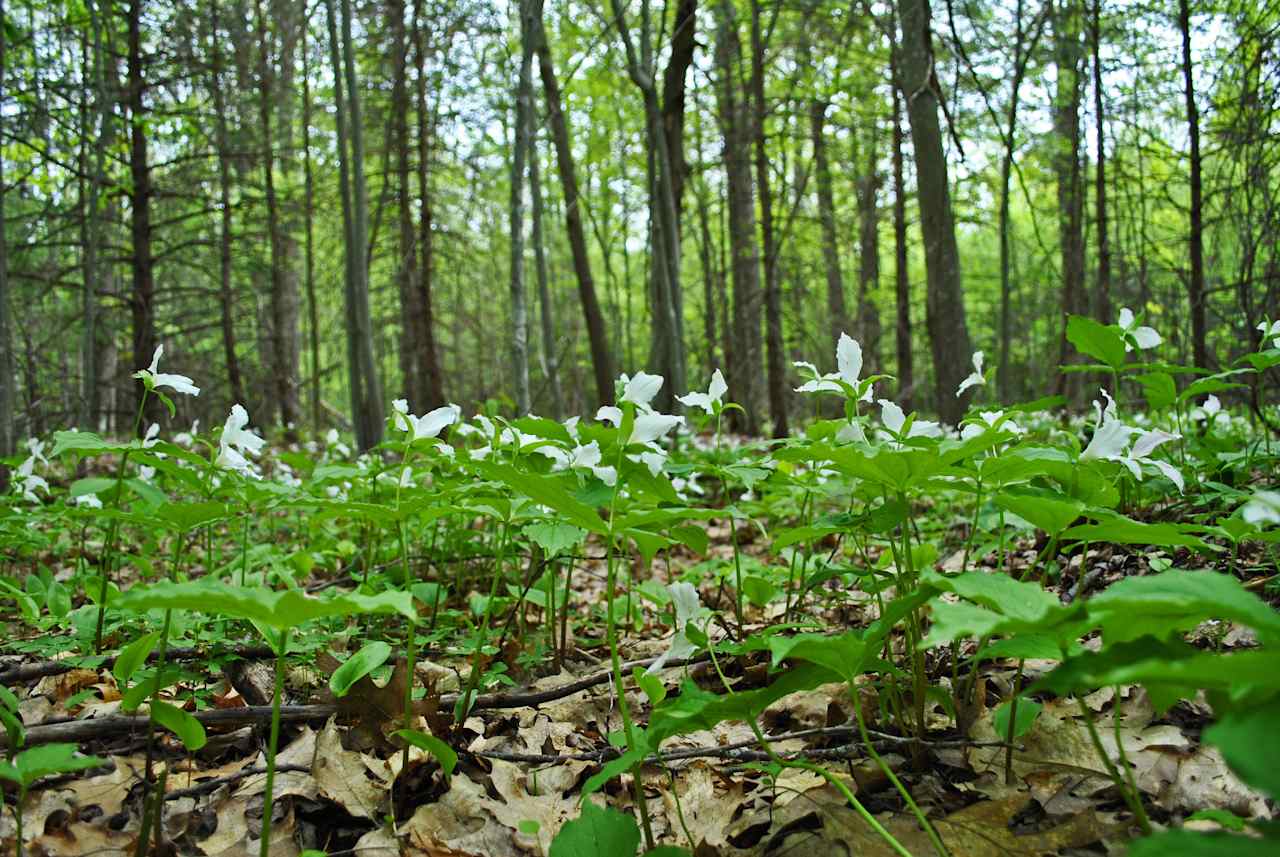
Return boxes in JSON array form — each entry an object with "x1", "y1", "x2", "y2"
[{"x1": 0, "y1": 0, "x2": 1274, "y2": 448}]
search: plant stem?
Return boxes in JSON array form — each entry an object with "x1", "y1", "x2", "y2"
[{"x1": 259, "y1": 629, "x2": 290, "y2": 857}]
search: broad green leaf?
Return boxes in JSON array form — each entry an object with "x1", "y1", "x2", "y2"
[
  {"x1": 150, "y1": 699, "x2": 207, "y2": 751},
  {"x1": 992, "y1": 698, "x2": 1042, "y2": 740},
  {"x1": 548, "y1": 802, "x2": 640, "y2": 857},
  {"x1": 394, "y1": 729, "x2": 458, "y2": 781},
  {"x1": 0, "y1": 743, "x2": 106, "y2": 788},
  {"x1": 1135, "y1": 372, "x2": 1176, "y2": 411},
  {"x1": 1087, "y1": 570, "x2": 1280, "y2": 646},
  {"x1": 1063, "y1": 513, "x2": 1214, "y2": 552},
  {"x1": 69, "y1": 477, "x2": 116, "y2": 499},
  {"x1": 113, "y1": 630, "x2": 161, "y2": 686},
  {"x1": 525, "y1": 522, "x2": 587, "y2": 557},
  {"x1": 473, "y1": 461, "x2": 607, "y2": 534},
  {"x1": 50, "y1": 430, "x2": 125, "y2": 458},
  {"x1": 993, "y1": 491, "x2": 1084, "y2": 536},
  {"x1": 1066, "y1": 315, "x2": 1126, "y2": 370},
  {"x1": 1126, "y1": 830, "x2": 1278, "y2": 857},
  {"x1": 114, "y1": 579, "x2": 417, "y2": 631},
  {"x1": 632, "y1": 667, "x2": 667, "y2": 705},
  {"x1": 330, "y1": 641, "x2": 393, "y2": 697},
  {"x1": 769, "y1": 632, "x2": 870, "y2": 681},
  {"x1": 1203, "y1": 700, "x2": 1280, "y2": 798}
]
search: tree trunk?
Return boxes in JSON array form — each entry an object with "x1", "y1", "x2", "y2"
[
  {"x1": 895, "y1": 0, "x2": 972, "y2": 423},
  {"x1": 531, "y1": 11, "x2": 614, "y2": 406},
  {"x1": 661, "y1": 0, "x2": 697, "y2": 229},
  {"x1": 210, "y1": 0, "x2": 246, "y2": 408},
  {"x1": 855, "y1": 121, "x2": 882, "y2": 374},
  {"x1": 714, "y1": 0, "x2": 762, "y2": 434},
  {"x1": 508, "y1": 0, "x2": 535, "y2": 414},
  {"x1": 1091, "y1": 0, "x2": 1111, "y2": 324},
  {"x1": 749, "y1": 0, "x2": 787, "y2": 437},
  {"x1": 126, "y1": 0, "x2": 160, "y2": 429},
  {"x1": 412, "y1": 0, "x2": 444, "y2": 410},
  {"x1": 891, "y1": 58, "x2": 913, "y2": 412},
  {"x1": 810, "y1": 100, "x2": 848, "y2": 361},
  {"x1": 0, "y1": 0, "x2": 12, "y2": 454},
  {"x1": 301, "y1": 12, "x2": 320, "y2": 429},
  {"x1": 392, "y1": 0, "x2": 423, "y2": 409},
  {"x1": 1178, "y1": 0, "x2": 1208, "y2": 369},
  {"x1": 81, "y1": 0, "x2": 113, "y2": 430},
  {"x1": 1053, "y1": 0, "x2": 1086, "y2": 404},
  {"x1": 529, "y1": 131, "x2": 564, "y2": 420}
]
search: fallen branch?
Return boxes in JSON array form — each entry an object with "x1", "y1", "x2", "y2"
[
  {"x1": 6, "y1": 705, "x2": 338, "y2": 749},
  {"x1": 0, "y1": 644, "x2": 278, "y2": 686},
  {"x1": 164, "y1": 763, "x2": 312, "y2": 801}
]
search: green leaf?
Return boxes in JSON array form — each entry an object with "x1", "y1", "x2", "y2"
[
  {"x1": 993, "y1": 491, "x2": 1084, "y2": 536},
  {"x1": 632, "y1": 668, "x2": 667, "y2": 705},
  {"x1": 1, "y1": 743, "x2": 106, "y2": 788},
  {"x1": 1086, "y1": 570, "x2": 1280, "y2": 646},
  {"x1": 50, "y1": 430, "x2": 125, "y2": 458},
  {"x1": 1066, "y1": 315, "x2": 1126, "y2": 370},
  {"x1": 741, "y1": 575, "x2": 777, "y2": 607},
  {"x1": 548, "y1": 802, "x2": 640, "y2": 857},
  {"x1": 525, "y1": 522, "x2": 588, "y2": 557},
  {"x1": 113, "y1": 579, "x2": 417, "y2": 632},
  {"x1": 150, "y1": 699, "x2": 207, "y2": 751},
  {"x1": 69, "y1": 477, "x2": 116, "y2": 499},
  {"x1": 330, "y1": 641, "x2": 393, "y2": 697},
  {"x1": 1126, "y1": 830, "x2": 1279, "y2": 857},
  {"x1": 113, "y1": 630, "x2": 161, "y2": 686},
  {"x1": 473, "y1": 461, "x2": 608, "y2": 534},
  {"x1": 1063, "y1": 513, "x2": 1214, "y2": 552},
  {"x1": 642, "y1": 849, "x2": 694, "y2": 857},
  {"x1": 1203, "y1": 700, "x2": 1280, "y2": 798},
  {"x1": 1135, "y1": 372, "x2": 1177, "y2": 411},
  {"x1": 992, "y1": 698, "x2": 1042, "y2": 740},
  {"x1": 394, "y1": 729, "x2": 458, "y2": 781}
]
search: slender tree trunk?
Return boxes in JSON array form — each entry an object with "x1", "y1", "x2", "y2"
[
  {"x1": 127, "y1": 0, "x2": 160, "y2": 429},
  {"x1": 210, "y1": 0, "x2": 246, "y2": 408},
  {"x1": 891, "y1": 58, "x2": 913, "y2": 412},
  {"x1": 1091, "y1": 0, "x2": 1111, "y2": 324},
  {"x1": 532, "y1": 11, "x2": 614, "y2": 406},
  {"x1": 1178, "y1": 0, "x2": 1208, "y2": 368},
  {"x1": 661, "y1": 0, "x2": 697, "y2": 228},
  {"x1": 301, "y1": 12, "x2": 320, "y2": 429},
  {"x1": 508, "y1": 0, "x2": 534, "y2": 414},
  {"x1": 714, "y1": 0, "x2": 762, "y2": 434},
  {"x1": 855, "y1": 122, "x2": 882, "y2": 374},
  {"x1": 391, "y1": 0, "x2": 424, "y2": 409},
  {"x1": 1053, "y1": 0, "x2": 1086, "y2": 404},
  {"x1": 750, "y1": 0, "x2": 787, "y2": 437},
  {"x1": 810, "y1": 99, "x2": 848, "y2": 358},
  {"x1": 0, "y1": 0, "x2": 12, "y2": 454},
  {"x1": 895, "y1": 0, "x2": 972, "y2": 423},
  {"x1": 529, "y1": 131, "x2": 564, "y2": 419},
  {"x1": 412, "y1": 1, "x2": 444, "y2": 410},
  {"x1": 81, "y1": 0, "x2": 113, "y2": 429}
]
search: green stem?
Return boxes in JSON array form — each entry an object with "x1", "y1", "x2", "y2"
[
  {"x1": 93, "y1": 390, "x2": 148, "y2": 653},
  {"x1": 259, "y1": 629, "x2": 290, "y2": 857}
]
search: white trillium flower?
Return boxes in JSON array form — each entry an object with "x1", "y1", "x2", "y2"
[
  {"x1": 12, "y1": 455, "x2": 48, "y2": 502},
  {"x1": 74, "y1": 493, "x2": 103, "y2": 509},
  {"x1": 630, "y1": 412, "x2": 684, "y2": 445},
  {"x1": 1257, "y1": 319, "x2": 1280, "y2": 350},
  {"x1": 794, "y1": 333, "x2": 873, "y2": 401},
  {"x1": 142, "y1": 423, "x2": 160, "y2": 448},
  {"x1": 836, "y1": 419, "x2": 868, "y2": 444},
  {"x1": 25, "y1": 438, "x2": 47, "y2": 466},
  {"x1": 646, "y1": 581, "x2": 707, "y2": 674},
  {"x1": 1117, "y1": 307, "x2": 1162, "y2": 352},
  {"x1": 878, "y1": 399, "x2": 943, "y2": 439},
  {"x1": 1080, "y1": 389, "x2": 1183, "y2": 490},
  {"x1": 134, "y1": 345, "x2": 201, "y2": 397},
  {"x1": 621, "y1": 372, "x2": 664, "y2": 409},
  {"x1": 216, "y1": 404, "x2": 265, "y2": 478},
  {"x1": 677, "y1": 369, "x2": 728, "y2": 415},
  {"x1": 1243, "y1": 490, "x2": 1280, "y2": 525},
  {"x1": 394, "y1": 402, "x2": 461, "y2": 442},
  {"x1": 1191, "y1": 395, "x2": 1230, "y2": 429},
  {"x1": 956, "y1": 351, "x2": 986, "y2": 397},
  {"x1": 960, "y1": 410, "x2": 1024, "y2": 440},
  {"x1": 631, "y1": 448, "x2": 668, "y2": 477},
  {"x1": 596, "y1": 405, "x2": 623, "y2": 427}
]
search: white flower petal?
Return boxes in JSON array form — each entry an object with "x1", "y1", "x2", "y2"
[
  {"x1": 878, "y1": 399, "x2": 907, "y2": 435},
  {"x1": 836, "y1": 333, "x2": 863, "y2": 387}
]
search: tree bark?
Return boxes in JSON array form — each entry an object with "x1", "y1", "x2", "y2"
[
  {"x1": 392, "y1": 0, "x2": 424, "y2": 410},
  {"x1": 749, "y1": 0, "x2": 787, "y2": 437},
  {"x1": 1091, "y1": 0, "x2": 1111, "y2": 325},
  {"x1": 810, "y1": 99, "x2": 848, "y2": 364},
  {"x1": 890, "y1": 52, "x2": 913, "y2": 412},
  {"x1": 714, "y1": 0, "x2": 762, "y2": 433},
  {"x1": 508, "y1": 0, "x2": 534, "y2": 415},
  {"x1": 412, "y1": 0, "x2": 445, "y2": 410},
  {"x1": 1053, "y1": 0, "x2": 1086, "y2": 404},
  {"x1": 529, "y1": 131, "x2": 564, "y2": 420},
  {"x1": 210, "y1": 0, "x2": 246, "y2": 409},
  {"x1": 895, "y1": 0, "x2": 972, "y2": 423},
  {"x1": 531, "y1": 11, "x2": 614, "y2": 406},
  {"x1": 81, "y1": 0, "x2": 114, "y2": 430},
  {"x1": 1178, "y1": 0, "x2": 1208, "y2": 369},
  {"x1": 301, "y1": 10, "x2": 320, "y2": 429},
  {"x1": 855, "y1": 122, "x2": 882, "y2": 375},
  {"x1": 0, "y1": 0, "x2": 12, "y2": 454},
  {"x1": 126, "y1": 0, "x2": 160, "y2": 429}
]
